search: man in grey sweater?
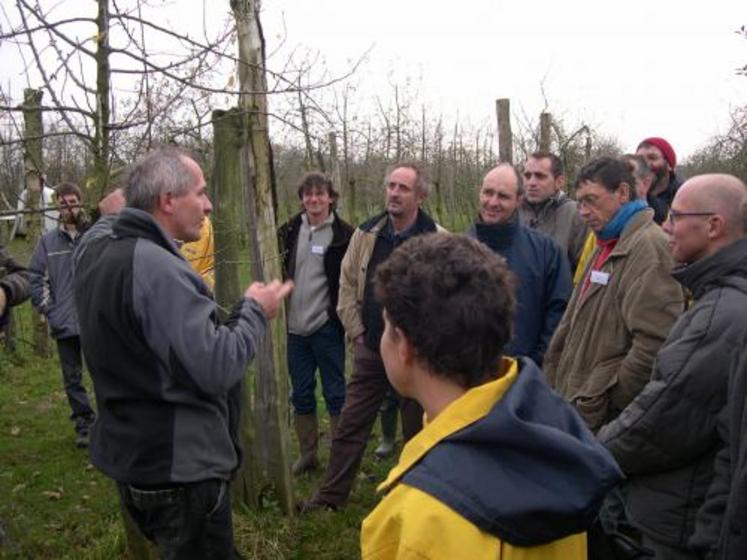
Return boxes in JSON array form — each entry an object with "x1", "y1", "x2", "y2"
[{"x1": 278, "y1": 172, "x2": 353, "y2": 475}]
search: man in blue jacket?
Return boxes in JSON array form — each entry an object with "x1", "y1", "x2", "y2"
[
  {"x1": 467, "y1": 164, "x2": 571, "y2": 365},
  {"x1": 29, "y1": 182, "x2": 95, "y2": 448}
]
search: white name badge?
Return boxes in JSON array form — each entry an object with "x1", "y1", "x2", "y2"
[
  {"x1": 311, "y1": 245, "x2": 325, "y2": 255},
  {"x1": 591, "y1": 270, "x2": 610, "y2": 286}
]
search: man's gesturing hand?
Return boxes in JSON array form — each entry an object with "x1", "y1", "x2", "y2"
[{"x1": 245, "y1": 280, "x2": 294, "y2": 319}]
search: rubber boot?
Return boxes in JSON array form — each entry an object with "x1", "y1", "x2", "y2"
[
  {"x1": 374, "y1": 406, "x2": 398, "y2": 459},
  {"x1": 292, "y1": 413, "x2": 319, "y2": 476}
]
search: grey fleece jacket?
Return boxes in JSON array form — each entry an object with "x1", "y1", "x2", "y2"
[{"x1": 74, "y1": 209, "x2": 267, "y2": 485}]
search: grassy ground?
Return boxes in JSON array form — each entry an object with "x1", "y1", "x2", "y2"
[{"x1": 1, "y1": 239, "x2": 396, "y2": 559}]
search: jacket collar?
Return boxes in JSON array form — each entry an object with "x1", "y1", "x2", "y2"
[
  {"x1": 113, "y1": 207, "x2": 184, "y2": 261},
  {"x1": 672, "y1": 237, "x2": 747, "y2": 299},
  {"x1": 523, "y1": 191, "x2": 569, "y2": 215},
  {"x1": 360, "y1": 208, "x2": 437, "y2": 236},
  {"x1": 378, "y1": 358, "x2": 519, "y2": 493},
  {"x1": 605, "y1": 208, "x2": 655, "y2": 259}
]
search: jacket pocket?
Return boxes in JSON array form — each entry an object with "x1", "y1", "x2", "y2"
[{"x1": 575, "y1": 393, "x2": 611, "y2": 432}]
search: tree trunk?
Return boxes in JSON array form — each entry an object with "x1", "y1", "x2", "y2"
[
  {"x1": 92, "y1": 0, "x2": 111, "y2": 202},
  {"x1": 22, "y1": 88, "x2": 50, "y2": 359},
  {"x1": 495, "y1": 98, "x2": 512, "y2": 164},
  {"x1": 231, "y1": 0, "x2": 295, "y2": 516}
]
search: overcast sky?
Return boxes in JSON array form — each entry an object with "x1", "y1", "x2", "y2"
[
  {"x1": 2, "y1": 0, "x2": 745, "y2": 161},
  {"x1": 259, "y1": 0, "x2": 746, "y2": 160}
]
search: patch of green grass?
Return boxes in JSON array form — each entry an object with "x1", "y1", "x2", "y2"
[{"x1": 1, "y1": 301, "x2": 400, "y2": 559}]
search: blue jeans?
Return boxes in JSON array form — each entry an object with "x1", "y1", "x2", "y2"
[
  {"x1": 287, "y1": 320, "x2": 346, "y2": 416},
  {"x1": 117, "y1": 479, "x2": 243, "y2": 560}
]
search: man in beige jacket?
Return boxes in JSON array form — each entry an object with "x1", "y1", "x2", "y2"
[
  {"x1": 544, "y1": 157, "x2": 683, "y2": 432},
  {"x1": 300, "y1": 162, "x2": 443, "y2": 512}
]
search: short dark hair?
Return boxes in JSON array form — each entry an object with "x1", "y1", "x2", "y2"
[
  {"x1": 55, "y1": 182, "x2": 83, "y2": 201},
  {"x1": 575, "y1": 157, "x2": 638, "y2": 200},
  {"x1": 296, "y1": 171, "x2": 338, "y2": 204},
  {"x1": 375, "y1": 233, "x2": 515, "y2": 389},
  {"x1": 385, "y1": 161, "x2": 429, "y2": 196},
  {"x1": 529, "y1": 152, "x2": 564, "y2": 177}
]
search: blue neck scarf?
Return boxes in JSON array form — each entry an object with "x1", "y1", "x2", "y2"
[{"x1": 597, "y1": 199, "x2": 648, "y2": 241}]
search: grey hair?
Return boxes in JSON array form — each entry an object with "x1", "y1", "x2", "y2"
[
  {"x1": 124, "y1": 147, "x2": 197, "y2": 212},
  {"x1": 385, "y1": 161, "x2": 429, "y2": 197}
]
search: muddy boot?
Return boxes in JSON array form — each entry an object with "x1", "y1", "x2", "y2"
[
  {"x1": 292, "y1": 413, "x2": 319, "y2": 476},
  {"x1": 374, "y1": 406, "x2": 398, "y2": 459}
]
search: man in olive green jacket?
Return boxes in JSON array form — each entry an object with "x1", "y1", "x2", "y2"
[{"x1": 544, "y1": 157, "x2": 684, "y2": 432}]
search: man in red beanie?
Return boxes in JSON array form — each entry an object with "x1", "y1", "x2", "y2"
[{"x1": 636, "y1": 137, "x2": 683, "y2": 224}]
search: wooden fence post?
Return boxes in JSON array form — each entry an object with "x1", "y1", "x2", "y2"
[
  {"x1": 211, "y1": 107, "x2": 262, "y2": 508},
  {"x1": 22, "y1": 88, "x2": 51, "y2": 358},
  {"x1": 539, "y1": 112, "x2": 552, "y2": 152},
  {"x1": 495, "y1": 98, "x2": 512, "y2": 164}
]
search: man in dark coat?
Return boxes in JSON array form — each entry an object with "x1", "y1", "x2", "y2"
[
  {"x1": 29, "y1": 182, "x2": 95, "y2": 447},
  {"x1": 598, "y1": 174, "x2": 747, "y2": 559},
  {"x1": 636, "y1": 137, "x2": 683, "y2": 224},
  {"x1": 467, "y1": 163, "x2": 571, "y2": 366}
]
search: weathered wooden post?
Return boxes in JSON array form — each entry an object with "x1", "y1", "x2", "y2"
[
  {"x1": 495, "y1": 98, "x2": 512, "y2": 164},
  {"x1": 211, "y1": 108, "x2": 246, "y2": 317},
  {"x1": 539, "y1": 112, "x2": 552, "y2": 152},
  {"x1": 232, "y1": 0, "x2": 295, "y2": 515},
  {"x1": 22, "y1": 88, "x2": 51, "y2": 358},
  {"x1": 328, "y1": 131, "x2": 344, "y2": 215},
  {"x1": 211, "y1": 107, "x2": 262, "y2": 508}
]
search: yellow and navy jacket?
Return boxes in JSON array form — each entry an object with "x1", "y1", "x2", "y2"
[{"x1": 361, "y1": 358, "x2": 623, "y2": 559}]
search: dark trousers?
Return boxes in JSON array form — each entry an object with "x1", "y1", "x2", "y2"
[
  {"x1": 56, "y1": 336, "x2": 95, "y2": 433},
  {"x1": 314, "y1": 343, "x2": 422, "y2": 507},
  {"x1": 117, "y1": 479, "x2": 243, "y2": 560},
  {"x1": 287, "y1": 320, "x2": 346, "y2": 416}
]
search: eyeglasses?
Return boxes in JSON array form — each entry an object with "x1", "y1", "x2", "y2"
[{"x1": 667, "y1": 210, "x2": 715, "y2": 224}]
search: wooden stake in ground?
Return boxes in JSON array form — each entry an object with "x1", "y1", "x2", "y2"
[
  {"x1": 211, "y1": 107, "x2": 262, "y2": 508},
  {"x1": 495, "y1": 98, "x2": 512, "y2": 164},
  {"x1": 539, "y1": 112, "x2": 552, "y2": 152},
  {"x1": 231, "y1": 0, "x2": 295, "y2": 516},
  {"x1": 22, "y1": 88, "x2": 51, "y2": 359}
]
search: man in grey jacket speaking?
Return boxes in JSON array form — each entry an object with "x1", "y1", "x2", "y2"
[{"x1": 74, "y1": 147, "x2": 292, "y2": 559}]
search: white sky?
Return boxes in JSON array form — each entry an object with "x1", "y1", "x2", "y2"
[
  {"x1": 258, "y1": 0, "x2": 746, "y2": 160},
  {"x1": 1, "y1": 0, "x2": 745, "y2": 161}
]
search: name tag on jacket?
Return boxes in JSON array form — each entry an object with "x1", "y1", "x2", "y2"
[{"x1": 591, "y1": 270, "x2": 610, "y2": 286}]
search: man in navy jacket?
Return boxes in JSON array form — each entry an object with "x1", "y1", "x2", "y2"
[{"x1": 467, "y1": 164, "x2": 571, "y2": 365}]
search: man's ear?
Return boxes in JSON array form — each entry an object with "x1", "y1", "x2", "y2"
[
  {"x1": 618, "y1": 182, "x2": 633, "y2": 204},
  {"x1": 555, "y1": 174, "x2": 567, "y2": 190},
  {"x1": 397, "y1": 326, "x2": 417, "y2": 366},
  {"x1": 158, "y1": 191, "x2": 176, "y2": 215},
  {"x1": 707, "y1": 214, "x2": 726, "y2": 240}
]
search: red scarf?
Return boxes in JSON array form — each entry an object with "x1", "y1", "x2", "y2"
[{"x1": 580, "y1": 237, "x2": 618, "y2": 300}]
